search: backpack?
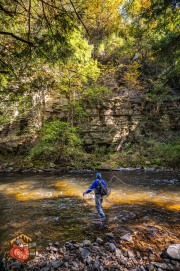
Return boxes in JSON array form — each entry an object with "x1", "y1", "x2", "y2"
[{"x1": 98, "y1": 180, "x2": 108, "y2": 196}]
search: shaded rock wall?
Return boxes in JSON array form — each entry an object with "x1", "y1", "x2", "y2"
[
  {"x1": 0, "y1": 91, "x2": 179, "y2": 153},
  {"x1": 81, "y1": 93, "x2": 179, "y2": 150}
]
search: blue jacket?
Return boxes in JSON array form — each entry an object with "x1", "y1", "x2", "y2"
[{"x1": 85, "y1": 178, "x2": 107, "y2": 194}]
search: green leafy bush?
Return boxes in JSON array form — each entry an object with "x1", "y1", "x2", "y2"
[{"x1": 28, "y1": 120, "x2": 83, "y2": 164}]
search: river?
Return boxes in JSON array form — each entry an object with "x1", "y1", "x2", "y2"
[{"x1": 0, "y1": 170, "x2": 179, "y2": 256}]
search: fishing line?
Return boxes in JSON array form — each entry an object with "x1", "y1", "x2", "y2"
[{"x1": 108, "y1": 175, "x2": 132, "y2": 187}]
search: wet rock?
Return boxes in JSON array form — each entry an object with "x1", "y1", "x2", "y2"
[
  {"x1": 167, "y1": 244, "x2": 180, "y2": 260},
  {"x1": 120, "y1": 233, "x2": 133, "y2": 242},
  {"x1": 144, "y1": 167, "x2": 155, "y2": 172},
  {"x1": 143, "y1": 216, "x2": 151, "y2": 221}
]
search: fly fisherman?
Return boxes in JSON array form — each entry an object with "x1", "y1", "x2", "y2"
[{"x1": 83, "y1": 173, "x2": 107, "y2": 221}]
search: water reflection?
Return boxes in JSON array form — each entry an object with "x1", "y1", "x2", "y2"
[{"x1": 0, "y1": 171, "x2": 179, "y2": 255}]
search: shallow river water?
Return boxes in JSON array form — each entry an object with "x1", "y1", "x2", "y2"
[{"x1": 0, "y1": 170, "x2": 179, "y2": 255}]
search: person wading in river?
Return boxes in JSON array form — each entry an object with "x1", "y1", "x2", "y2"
[{"x1": 83, "y1": 173, "x2": 107, "y2": 221}]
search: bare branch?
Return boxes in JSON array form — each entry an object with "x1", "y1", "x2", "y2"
[
  {"x1": 27, "y1": 0, "x2": 31, "y2": 42},
  {"x1": 0, "y1": 58, "x2": 17, "y2": 77},
  {"x1": 0, "y1": 70, "x2": 9, "y2": 74},
  {"x1": 13, "y1": 0, "x2": 28, "y2": 12},
  {"x1": 69, "y1": 0, "x2": 89, "y2": 36},
  {"x1": 27, "y1": 0, "x2": 32, "y2": 57},
  {"x1": 0, "y1": 3, "x2": 14, "y2": 16},
  {"x1": 41, "y1": 0, "x2": 54, "y2": 36},
  {"x1": 0, "y1": 31, "x2": 33, "y2": 46}
]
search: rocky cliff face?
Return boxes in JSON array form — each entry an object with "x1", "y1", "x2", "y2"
[
  {"x1": 0, "y1": 90, "x2": 179, "y2": 153},
  {"x1": 81, "y1": 92, "x2": 179, "y2": 150}
]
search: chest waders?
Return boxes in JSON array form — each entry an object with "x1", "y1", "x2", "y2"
[{"x1": 95, "y1": 192, "x2": 106, "y2": 220}]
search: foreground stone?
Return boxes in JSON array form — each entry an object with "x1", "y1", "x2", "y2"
[
  {"x1": 166, "y1": 244, "x2": 180, "y2": 260},
  {"x1": 0, "y1": 239, "x2": 179, "y2": 271}
]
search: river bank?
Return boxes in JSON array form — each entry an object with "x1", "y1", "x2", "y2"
[
  {"x1": 1, "y1": 235, "x2": 180, "y2": 271},
  {"x1": 0, "y1": 166, "x2": 179, "y2": 174}
]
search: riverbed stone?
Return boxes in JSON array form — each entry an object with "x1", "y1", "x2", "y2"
[
  {"x1": 72, "y1": 261, "x2": 79, "y2": 268},
  {"x1": 11, "y1": 262, "x2": 22, "y2": 270},
  {"x1": 152, "y1": 261, "x2": 174, "y2": 270},
  {"x1": 106, "y1": 242, "x2": 116, "y2": 252},
  {"x1": 54, "y1": 241, "x2": 60, "y2": 246},
  {"x1": 51, "y1": 260, "x2": 63, "y2": 268},
  {"x1": 115, "y1": 248, "x2": 122, "y2": 257},
  {"x1": 120, "y1": 233, "x2": 133, "y2": 242},
  {"x1": 105, "y1": 232, "x2": 114, "y2": 239},
  {"x1": 146, "y1": 263, "x2": 155, "y2": 271},
  {"x1": 83, "y1": 240, "x2": 91, "y2": 246},
  {"x1": 167, "y1": 244, "x2": 180, "y2": 260},
  {"x1": 128, "y1": 250, "x2": 135, "y2": 258},
  {"x1": 149, "y1": 253, "x2": 156, "y2": 261},
  {"x1": 51, "y1": 247, "x2": 58, "y2": 252},
  {"x1": 80, "y1": 247, "x2": 90, "y2": 258},
  {"x1": 39, "y1": 267, "x2": 50, "y2": 271},
  {"x1": 96, "y1": 237, "x2": 103, "y2": 243}
]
